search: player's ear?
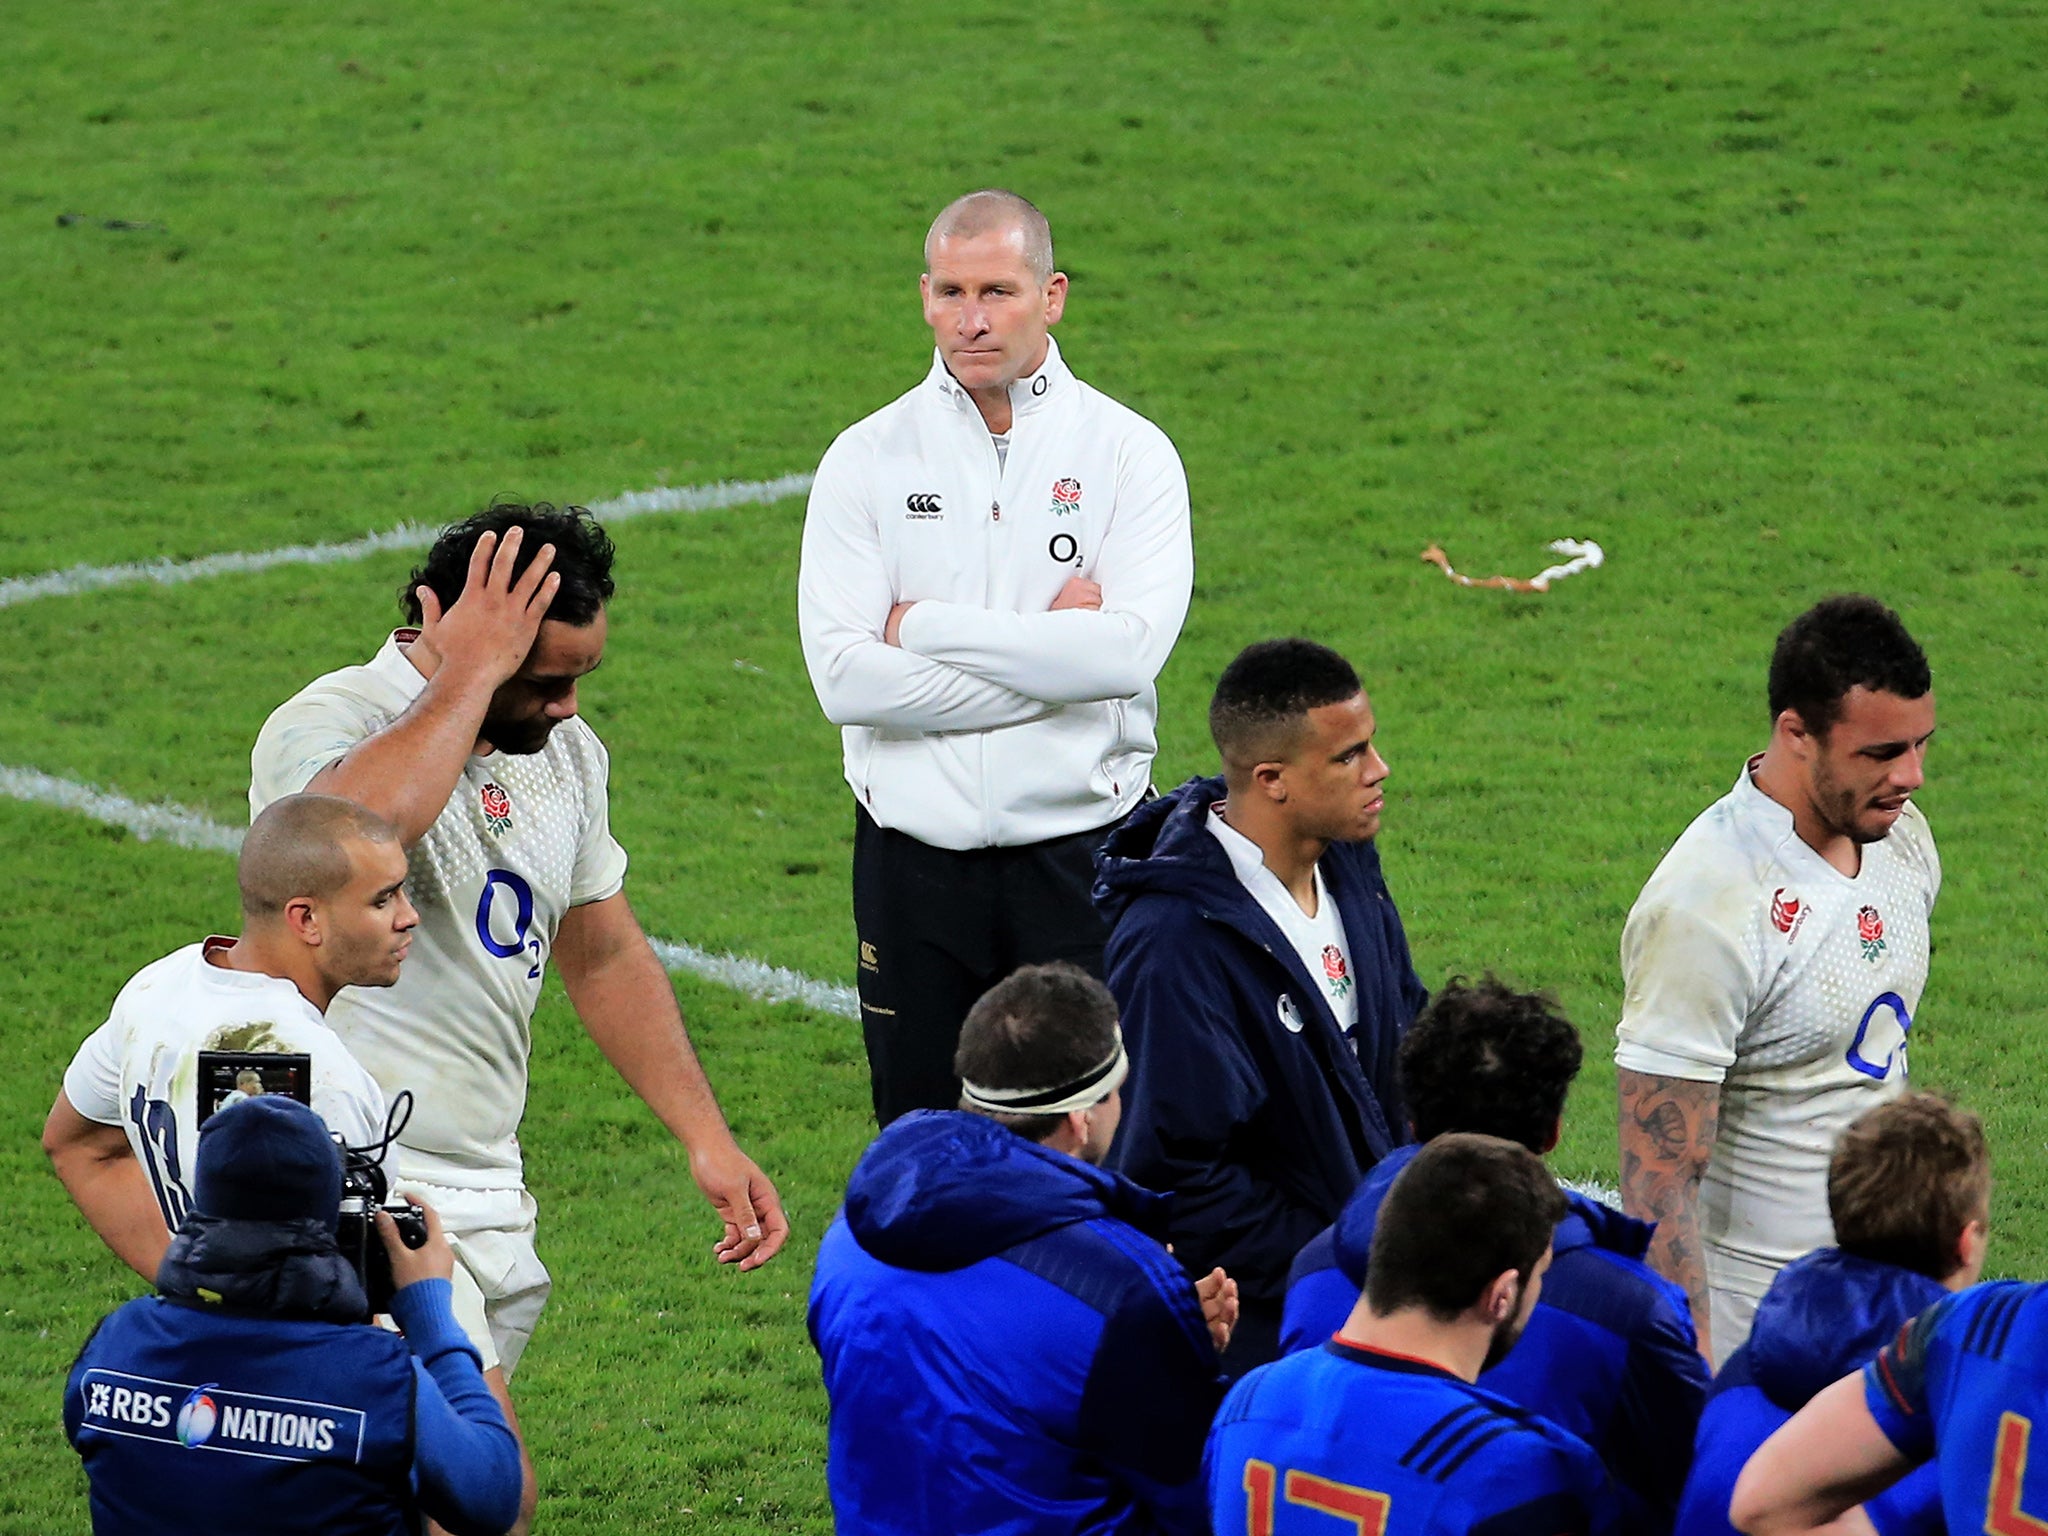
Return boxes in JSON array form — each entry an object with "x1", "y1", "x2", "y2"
[
  {"x1": 283, "y1": 894, "x2": 323, "y2": 947},
  {"x1": 1773, "y1": 707, "x2": 1818, "y2": 758},
  {"x1": 1251, "y1": 760, "x2": 1288, "y2": 804},
  {"x1": 1482, "y1": 1268, "x2": 1519, "y2": 1323}
]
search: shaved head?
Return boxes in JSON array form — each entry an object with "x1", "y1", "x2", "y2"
[
  {"x1": 240, "y1": 795, "x2": 403, "y2": 918},
  {"x1": 924, "y1": 189, "x2": 1055, "y2": 284}
]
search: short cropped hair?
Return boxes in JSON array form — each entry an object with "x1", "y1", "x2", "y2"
[
  {"x1": 925, "y1": 189, "x2": 1056, "y2": 284},
  {"x1": 1365, "y1": 1134, "x2": 1567, "y2": 1323},
  {"x1": 1767, "y1": 595, "x2": 1931, "y2": 737},
  {"x1": 1209, "y1": 639, "x2": 1362, "y2": 772},
  {"x1": 1829, "y1": 1092, "x2": 1989, "y2": 1280},
  {"x1": 402, "y1": 502, "x2": 616, "y2": 628},
  {"x1": 240, "y1": 794, "x2": 402, "y2": 918},
  {"x1": 955, "y1": 963, "x2": 1119, "y2": 1143},
  {"x1": 1400, "y1": 977, "x2": 1583, "y2": 1151}
]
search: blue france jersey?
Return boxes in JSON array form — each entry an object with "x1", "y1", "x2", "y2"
[
  {"x1": 1865, "y1": 1281, "x2": 2048, "y2": 1535},
  {"x1": 1208, "y1": 1340, "x2": 1627, "y2": 1536}
]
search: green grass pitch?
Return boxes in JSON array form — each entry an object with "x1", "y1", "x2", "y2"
[{"x1": 5, "y1": 0, "x2": 2048, "y2": 1528}]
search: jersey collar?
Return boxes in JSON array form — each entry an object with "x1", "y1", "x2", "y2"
[
  {"x1": 927, "y1": 334, "x2": 1072, "y2": 420},
  {"x1": 1324, "y1": 1336, "x2": 1463, "y2": 1381}
]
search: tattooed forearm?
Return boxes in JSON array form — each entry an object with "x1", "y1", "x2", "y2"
[{"x1": 1617, "y1": 1068, "x2": 1722, "y2": 1357}]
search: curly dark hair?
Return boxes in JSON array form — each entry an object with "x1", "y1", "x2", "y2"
[
  {"x1": 1398, "y1": 976, "x2": 1583, "y2": 1151},
  {"x1": 401, "y1": 501, "x2": 616, "y2": 627},
  {"x1": 1767, "y1": 595, "x2": 1930, "y2": 737}
]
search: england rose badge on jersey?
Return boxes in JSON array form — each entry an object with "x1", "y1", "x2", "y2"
[
  {"x1": 1050, "y1": 477, "x2": 1082, "y2": 515},
  {"x1": 480, "y1": 782, "x2": 512, "y2": 836},
  {"x1": 1321, "y1": 944, "x2": 1354, "y2": 999},
  {"x1": 1857, "y1": 905, "x2": 1887, "y2": 963}
]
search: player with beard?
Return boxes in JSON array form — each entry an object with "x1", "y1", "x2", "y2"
[
  {"x1": 1617, "y1": 596, "x2": 1938, "y2": 1366},
  {"x1": 1206, "y1": 1135, "x2": 1625, "y2": 1536},
  {"x1": 250, "y1": 503, "x2": 785, "y2": 1534}
]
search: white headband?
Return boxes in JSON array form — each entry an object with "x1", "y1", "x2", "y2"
[{"x1": 961, "y1": 1030, "x2": 1129, "y2": 1117}]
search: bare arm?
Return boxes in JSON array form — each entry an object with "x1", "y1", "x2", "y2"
[
  {"x1": 1732, "y1": 1374, "x2": 1912, "y2": 1536},
  {"x1": 42, "y1": 1092, "x2": 170, "y2": 1281},
  {"x1": 307, "y1": 526, "x2": 560, "y2": 846},
  {"x1": 1618, "y1": 1067, "x2": 1721, "y2": 1357},
  {"x1": 552, "y1": 892, "x2": 789, "y2": 1271}
]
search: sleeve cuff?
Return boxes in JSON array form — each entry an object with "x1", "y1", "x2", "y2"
[
  {"x1": 389, "y1": 1278, "x2": 480, "y2": 1364},
  {"x1": 1613, "y1": 1039, "x2": 1730, "y2": 1081},
  {"x1": 1864, "y1": 1360, "x2": 1935, "y2": 1461}
]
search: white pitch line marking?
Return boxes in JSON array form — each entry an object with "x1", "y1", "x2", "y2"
[
  {"x1": 0, "y1": 472, "x2": 815, "y2": 611},
  {"x1": 0, "y1": 763, "x2": 859, "y2": 1022}
]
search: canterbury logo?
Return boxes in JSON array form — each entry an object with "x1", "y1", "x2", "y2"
[{"x1": 904, "y1": 494, "x2": 943, "y2": 514}]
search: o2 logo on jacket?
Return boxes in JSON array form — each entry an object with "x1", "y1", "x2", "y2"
[
  {"x1": 1276, "y1": 995, "x2": 1306, "y2": 1034},
  {"x1": 176, "y1": 1386, "x2": 220, "y2": 1448}
]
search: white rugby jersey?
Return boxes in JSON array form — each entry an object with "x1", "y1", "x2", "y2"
[
  {"x1": 63, "y1": 939, "x2": 388, "y2": 1231},
  {"x1": 1207, "y1": 804, "x2": 1359, "y2": 1038},
  {"x1": 798, "y1": 335, "x2": 1194, "y2": 850},
  {"x1": 1617, "y1": 760, "x2": 1940, "y2": 1295},
  {"x1": 249, "y1": 631, "x2": 629, "y2": 1189}
]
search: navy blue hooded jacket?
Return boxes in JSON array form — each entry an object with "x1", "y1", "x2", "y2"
[
  {"x1": 1093, "y1": 776, "x2": 1425, "y2": 1319},
  {"x1": 64, "y1": 1213, "x2": 520, "y2": 1536},
  {"x1": 809, "y1": 1111, "x2": 1224, "y2": 1535},
  {"x1": 1673, "y1": 1249, "x2": 1947, "y2": 1536},
  {"x1": 1284, "y1": 1143, "x2": 1710, "y2": 1529}
]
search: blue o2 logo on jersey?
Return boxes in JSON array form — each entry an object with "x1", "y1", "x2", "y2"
[
  {"x1": 475, "y1": 869, "x2": 544, "y2": 979},
  {"x1": 1846, "y1": 992, "x2": 1912, "y2": 1080}
]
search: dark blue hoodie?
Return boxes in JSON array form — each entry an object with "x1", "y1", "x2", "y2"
[
  {"x1": 808, "y1": 1111, "x2": 1224, "y2": 1536},
  {"x1": 1093, "y1": 775, "x2": 1425, "y2": 1336},
  {"x1": 1282, "y1": 1142, "x2": 1709, "y2": 1530},
  {"x1": 1673, "y1": 1249, "x2": 1947, "y2": 1536}
]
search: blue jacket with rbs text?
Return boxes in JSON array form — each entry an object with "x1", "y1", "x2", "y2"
[
  {"x1": 809, "y1": 1110, "x2": 1225, "y2": 1536},
  {"x1": 1284, "y1": 1142, "x2": 1709, "y2": 1531},
  {"x1": 1093, "y1": 775, "x2": 1426, "y2": 1314},
  {"x1": 1673, "y1": 1248, "x2": 1946, "y2": 1536}
]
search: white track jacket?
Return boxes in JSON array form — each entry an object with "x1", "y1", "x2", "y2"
[{"x1": 799, "y1": 337, "x2": 1193, "y2": 851}]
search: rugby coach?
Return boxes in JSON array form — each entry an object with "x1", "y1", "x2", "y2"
[{"x1": 798, "y1": 188, "x2": 1195, "y2": 1125}]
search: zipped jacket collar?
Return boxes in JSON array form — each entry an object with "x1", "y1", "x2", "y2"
[{"x1": 927, "y1": 335, "x2": 1073, "y2": 422}]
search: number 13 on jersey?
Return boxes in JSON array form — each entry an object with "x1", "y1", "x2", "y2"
[{"x1": 1243, "y1": 1461, "x2": 1391, "y2": 1536}]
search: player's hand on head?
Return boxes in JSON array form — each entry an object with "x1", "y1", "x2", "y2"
[
  {"x1": 413, "y1": 526, "x2": 562, "y2": 687},
  {"x1": 377, "y1": 1193, "x2": 455, "y2": 1291},
  {"x1": 1049, "y1": 576, "x2": 1102, "y2": 612},
  {"x1": 691, "y1": 1141, "x2": 791, "y2": 1271},
  {"x1": 1195, "y1": 1267, "x2": 1238, "y2": 1354}
]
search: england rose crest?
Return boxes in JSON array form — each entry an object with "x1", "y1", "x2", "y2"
[
  {"x1": 1050, "y1": 477, "x2": 1082, "y2": 514},
  {"x1": 1322, "y1": 944, "x2": 1353, "y2": 998},
  {"x1": 480, "y1": 782, "x2": 512, "y2": 835},
  {"x1": 1856, "y1": 905, "x2": 1886, "y2": 962}
]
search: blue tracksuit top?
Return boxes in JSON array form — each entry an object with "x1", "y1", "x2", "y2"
[
  {"x1": 1207, "y1": 1338, "x2": 1627, "y2": 1536},
  {"x1": 1284, "y1": 1143, "x2": 1709, "y2": 1530},
  {"x1": 1677, "y1": 1249, "x2": 1947, "y2": 1536},
  {"x1": 1093, "y1": 775, "x2": 1426, "y2": 1311},
  {"x1": 808, "y1": 1110, "x2": 1225, "y2": 1536},
  {"x1": 65, "y1": 1269, "x2": 520, "y2": 1536}
]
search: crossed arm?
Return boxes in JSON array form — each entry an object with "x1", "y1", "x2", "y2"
[{"x1": 1617, "y1": 1068, "x2": 1721, "y2": 1358}]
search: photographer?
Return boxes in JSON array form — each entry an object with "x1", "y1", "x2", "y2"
[{"x1": 64, "y1": 1095, "x2": 521, "y2": 1536}]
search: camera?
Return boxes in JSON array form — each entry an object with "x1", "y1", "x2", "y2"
[{"x1": 334, "y1": 1093, "x2": 428, "y2": 1315}]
